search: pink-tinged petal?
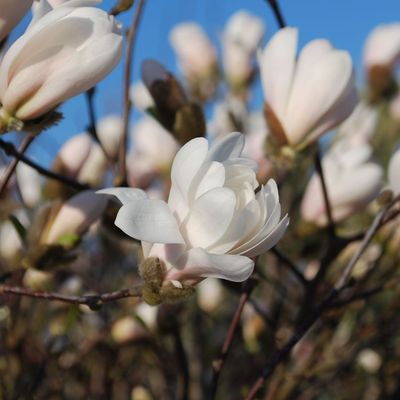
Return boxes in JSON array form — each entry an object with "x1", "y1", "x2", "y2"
[
  {"x1": 182, "y1": 187, "x2": 236, "y2": 249},
  {"x1": 114, "y1": 199, "x2": 185, "y2": 244},
  {"x1": 169, "y1": 248, "x2": 254, "y2": 282},
  {"x1": 97, "y1": 187, "x2": 147, "y2": 205},
  {"x1": 258, "y1": 27, "x2": 298, "y2": 122},
  {"x1": 206, "y1": 132, "x2": 245, "y2": 162},
  {"x1": 285, "y1": 50, "x2": 355, "y2": 146},
  {"x1": 149, "y1": 242, "x2": 186, "y2": 266}
]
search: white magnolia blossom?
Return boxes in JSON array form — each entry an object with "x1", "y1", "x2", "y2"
[
  {"x1": 127, "y1": 117, "x2": 179, "y2": 188},
  {"x1": 301, "y1": 142, "x2": 383, "y2": 226},
  {"x1": 16, "y1": 162, "x2": 41, "y2": 207},
  {"x1": 336, "y1": 102, "x2": 378, "y2": 145},
  {"x1": 77, "y1": 142, "x2": 108, "y2": 186},
  {"x1": 258, "y1": 27, "x2": 357, "y2": 148},
  {"x1": 0, "y1": 0, "x2": 32, "y2": 42},
  {"x1": 129, "y1": 81, "x2": 154, "y2": 111},
  {"x1": 222, "y1": 11, "x2": 264, "y2": 85},
  {"x1": 100, "y1": 132, "x2": 289, "y2": 283},
  {"x1": 169, "y1": 22, "x2": 217, "y2": 78},
  {"x1": 43, "y1": 190, "x2": 107, "y2": 244},
  {"x1": 388, "y1": 148, "x2": 400, "y2": 196},
  {"x1": 96, "y1": 114, "x2": 123, "y2": 159},
  {"x1": 0, "y1": 0, "x2": 122, "y2": 122},
  {"x1": 363, "y1": 23, "x2": 400, "y2": 70}
]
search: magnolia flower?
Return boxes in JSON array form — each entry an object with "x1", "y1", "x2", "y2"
[
  {"x1": 0, "y1": 0, "x2": 122, "y2": 126},
  {"x1": 388, "y1": 148, "x2": 400, "y2": 195},
  {"x1": 96, "y1": 114, "x2": 123, "y2": 159},
  {"x1": 170, "y1": 22, "x2": 217, "y2": 79},
  {"x1": 363, "y1": 23, "x2": 400, "y2": 71},
  {"x1": 127, "y1": 117, "x2": 179, "y2": 188},
  {"x1": 100, "y1": 132, "x2": 289, "y2": 283},
  {"x1": 301, "y1": 142, "x2": 383, "y2": 226},
  {"x1": 258, "y1": 27, "x2": 357, "y2": 148},
  {"x1": 129, "y1": 81, "x2": 154, "y2": 111},
  {"x1": 77, "y1": 142, "x2": 108, "y2": 186},
  {"x1": 16, "y1": 162, "x2": 41, "y2": 207},
  {"x1": 222, "y1": 11, "x2": 264, "y2": 87},
  {"x1": 0, "y1": 0, "x2": 32, "y2": 42},
  {"x1": 336, "y1": 102, "x2": 378, "y2": 145},
  {"x1": 42, "y1": 190, "x2": 107, "y2": 244}
]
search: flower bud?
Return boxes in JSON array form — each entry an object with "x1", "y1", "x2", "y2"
[
  {"x1": 388, "y1": 148, "x2": 400, "y2": 196},
  {"x1": 0, "y1": 1, "x2": 122, "y2": 128}
]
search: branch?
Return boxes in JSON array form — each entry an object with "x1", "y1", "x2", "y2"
[
  {"x1": 314, "y1": 147, "x2": 335, "y2": 238},
  {"x1": 264, "y1": 0, "x2": 286, "y2": 28},
  {"x1": 244, "y1": 199, "x2": 399, "y2": 399},
  {"x1": 209, "y1": 278, "x2": 256, "y2": 399},
  {"x1": 0, "y1": 138, "x2": 90, "y2": 191},
  {"x1": 116, "y1": 0, "x2": 146, "y2": 185},
  {"x1": 0, "y1": 135, "x2": 34, "y2": 195},
  {"x1": 271, "y1": 247, "x2": 308, "y2": 286},
  {"x1": 0, "y1": 284, "x2": 143, "y2": 309}
]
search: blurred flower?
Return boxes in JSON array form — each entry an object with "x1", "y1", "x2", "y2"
[
  {"x1": 0, "y1": 0, "x2": 32, "y2": 42},
  {"x1": 16, "y1": 162, "x2": 41, "y2": 207},
  {"x1": 357, "y1": 349, "x2": 382, "y2": 373},
  {"x1": 336, "y1": 102, "x2": 378, "y2": 145},
  {"x1": 127, "y1": 117, "x2": 179, "y2": 189},
  {"x1": 100, "y1": 132, "x2": 288, "y2": 284},
  {"x1": 170, "y1": 22, "x2": 217, "y2": 80},
  {"x1": 197, "y1": 278, "x2": 223, "y2": 313},
  {"x1": 222, "y1": 11, "x2": 264, "y2": 89},
  {"x1": 301, "y1": 142, "x2": 383, "y2": 226},
  {"x1": 77, "y1": 142, "x2": 108, "y2": 186},
  {"x1": 96, "y1": 114, "x2": 123, "y2": 160},
  {"x1": 0, "y1": 0, "x2": 122, "y2": 128},
  {"x1": 363, "y1": 23, "x2": 400, "y2": 71},
  {"x1": 389, "y1": 92, "x2": 400, "y2": 122},
  {"x1": 258, "y1": 27, "x2": 357, "y2": 149},
  {"x1": 129, "y1": 81, "x2": 154, "y2": 111},
  {"x1": 388, "y1": 148, "x2": 400, "y2": 195},
  {"x1": 42, "y1": 190, "x2": 107, "y2": 244},
  {"x1": 56, "y1": 133, "x2": 93, "y2": 177},
  {"x1": 0, "y1": 209, "x2": 28, "y2": 259}
]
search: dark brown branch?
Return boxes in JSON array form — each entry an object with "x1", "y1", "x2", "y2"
[
  {"x1": 116, "y1": 0, "x2": 146, "y2": 185},
  {"x1": 244, "y1": 199, "x2": 399, "y2": 400},
  {"x1": 271, "y1": 247, "x2": 307, "y2": 286},
  {"x1": 0, "y1": 138, "x2": 90, "y2": 191},
  {"x1": 0, "y1": 135, "x2": 34, "y2": 195},
  {"x1": 0, "y1": 284, "x2": 143, "y2": 309},
  {"x1": 264, "y1": 0, "x2": 286, "y2": 28},
  {"x1": 209, "y1": 278, "x2": 256, "y2": 399}
]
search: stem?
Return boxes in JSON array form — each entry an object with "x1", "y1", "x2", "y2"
[
  {"x1": 244, "y1": 198, "x2": 399, "y2": 399},
  {"x1": 172, "y1": 324, "x2": 190, "y2": 400},
  {"x1": 271, "y1": 247, "x2": 307, "y2": 286},
  {"x1": 116, "y1": 0, "x2": 146, "y2": 185},
  {"x1": 314, "y1": 147, "x2": 335, "y2": 238},
  {"x1": 265, "y1": 0, "x2": 286, "y2": 28},
  {"x1": 209, "y1": 278, "x2": 256, "y2": 399},
  {"x1": 0, "y1": 284, "x2": 143, "y2": 309},
  {"x1": 0, "y1": 138, "x2": 90, "y2": 191},
  {"x1": 0, "y1": 135, "x2": 34, "y2": 195}
]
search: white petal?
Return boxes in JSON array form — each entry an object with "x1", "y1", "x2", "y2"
[
  {"x1": 258, "y1": 27, "x2": 298, "y2": 122},
  {"x1": 114, "y1": 199, "x2": 185, "y2": 244},
  {"x1": 207, "y1": 132, "x2": 245, "y2": 162},
  {"x1": 169, "y1": 248, "x2": 254, "y2": 282},
  {"x1": 182, "y1": 187, "x2": 236, "y2": 249},
  {"x1": 97, "y1": 187, "x2": 147, "y2": 205},
  {"x1": 190, "y1": 161, "x2": 225, "y2": 201}
]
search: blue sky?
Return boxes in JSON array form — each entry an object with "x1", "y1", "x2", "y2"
[{"x1": 4, "y1": 0, "x2": 400, "y2": 165}]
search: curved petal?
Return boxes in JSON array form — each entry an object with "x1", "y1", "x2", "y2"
[
  {"x1": 207, "y1": 131, "x2": 245, "y2": 162},
  {"x1": 114, "y1": 199, "x2": 185, "y2": 244},
  {"x1": 97, "y1": 187, "x2": 147, "y2": 205},
  {"x1": 169, "y1": 248, "x2": 254, "y2": 282}
]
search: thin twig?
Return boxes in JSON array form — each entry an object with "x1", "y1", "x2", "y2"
[
  {"x1": 209, "y1": 278, "x2": 256, "y2": 400},
  {"x1": 0, "y1": 135, "x2": 34, "y2": 195},
  {"x1": 0, "y1": 284, "x2": 143, "y2": 309},
  {"x1": 271, "y1": 247, "x2": 307, "y2": 286},
  {"x1": 0, "y1": 138, "x2": 90, "y2": 191},
  {"x1": 116, "y1": 0, "x2": 146, "y2": 185},
  {"x1": 172, "y1": 324, "x2": 190, "y2": 400},
  {"x1": 265, "y1": 0, "x2": 286, "y2": 28},
  {"x1": 314, "y1": 147, "x2": 335, "y2": 238},
  {"x1": 244, "y1": 199, "x2": 399, "y2": 400}
]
